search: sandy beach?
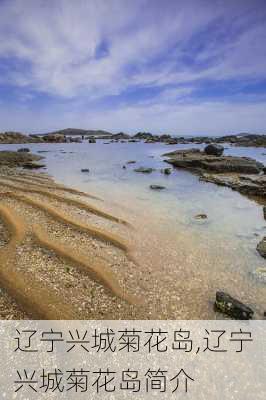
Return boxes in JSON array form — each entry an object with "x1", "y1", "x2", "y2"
[{"x1": 0, "y1": 167, "x2": 148, "y2": 319}]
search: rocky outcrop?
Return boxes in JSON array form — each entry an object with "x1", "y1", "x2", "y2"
[
  {"x1": 133, "y1": 132, "x2": 153, "y2": 140},
  {"x1": 200, "y1": 173, "x2": 266, "y2": 198},
  {"x1": 0, "y1": 151, "x2": 44, "y2": 169},
  {"x1": 0, "y1": 132, "x2": 31, "y2": 144},
  {"x1": 164, "y1": 148, "x2": 263, "y2": 174},
  {"x1": 42, "y1": 134, "x2": 67, "y2": 143},
  {"x1": 163, "y1": 148, "x2": 265, "y2": 200},
  {"x1": 188, "y1": 133, "x2": 266, "y2": 148}
]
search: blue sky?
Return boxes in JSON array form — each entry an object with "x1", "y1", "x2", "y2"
[{"x1": 0, "y1": 0, "x2": 266, "y2": 135}]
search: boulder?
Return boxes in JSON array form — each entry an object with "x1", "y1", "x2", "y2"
[
  {"x1": 161, "y1": 168, "x2": 171, "y2": 175},
  {"x1": 263, "y1": 206, "x2": 266, "y2": 220},
  {"x1": 215, "y1": 291, "x2": 254, "y2": 319},
  {"x1": 88, "y1": 138, "x2": 96, "y2": 143},
  {"x1": 126, "y1": 160, "x2": 136, "y2": 164},
  {"x1": 17, "y1": 148, "x2": 30, "y2": 153},
  {"x1": 81, "y1": 169, "x2": 90, "y2": 173},
  {"x1": 257, "y1": 237, "x2": 266, "y2": 258},
  {"x1": 204, "y1": 144, "x2": 224, "y2": 156}
]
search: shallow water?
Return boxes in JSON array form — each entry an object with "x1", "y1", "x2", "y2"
[{"x1": 1, "y1": 141, "x2": 265, "y2": 318}]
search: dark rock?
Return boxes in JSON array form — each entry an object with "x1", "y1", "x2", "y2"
[
  {"x1": 215, "y1": 291, "x2": 254, "y2": 319},
  {"x1": 161, "y1": 168, "x2": 171, "y2": 175},
  {"x1": 257, "y1": 237, "x2": 266, "y2": 258},
  {"x1": 263, "y1": 206, "x2": 266, "y2": 220},
  {"x1": 122, "y1": 165, "x2": 126, "y2": 169},
  {"x1": 134, "y1": 167, "x2": 154, "y2": 174},
  {"x1": 17, "y1": 148, "x2": 30, "y2": 153},
  {"x1": 204, "y1": 144, "x2": 224, "y2": 156},
  {"x1": 194, "y1": 214, "x2": 207, "y2": 219},
  {"x1": 150, "y1": 185, "x2": 166, "y2": 190},
  {"x1": 88, "y1": 138, "x2": 96, "y2": 143},
  {"x1": 126, "y1": 160, "x2": 136, "y2": 164},
  {"x1": 81, "y1": 169, "x2": 90, "y2": 173}
]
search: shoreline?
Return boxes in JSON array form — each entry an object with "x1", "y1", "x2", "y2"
[{"x1": 0, "y1": 149, "x2": 265, "y2": 320}]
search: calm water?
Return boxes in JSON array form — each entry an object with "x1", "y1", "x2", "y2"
[{"x1": 1, "y1": 141, "x2": 265, "y2": 317}]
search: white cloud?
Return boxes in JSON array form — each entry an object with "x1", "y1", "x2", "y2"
[
  {"x1": 0, "y1": 0, "x2": 266, "y2": 133},
  {"x1": 0, "y1": 0, "x2": 265, "y2": 98}
]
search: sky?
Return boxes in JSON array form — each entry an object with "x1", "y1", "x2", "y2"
[{"x1": 0, "y1": 0, "x2": 266, "y2": 135}]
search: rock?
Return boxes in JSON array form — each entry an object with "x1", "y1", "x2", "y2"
[
  {"x1": 0, "y1": 151, "x2": 44, "y2": 168},
  {"x1": 214, "y1": 291, "x2": 254, "y2": 319},
  {"x1": 161, "y1": 168, "x2": 171, "y2": 175},
  {"x1": 133, "y1": 132, "x2": 153, "y2": 140},
  {"x1": 257, "y1": 237, "x2": 266, "y2": 258},
  {"x1": 81, "y1": 169, "x2": 90, "y2": 173},
  {"x1": 88, "y1": 138, "x2": 96, "y2": 143},
  {"x1": 194, "y1": 214, "x2": 207, "y2": 219},
  {"x1": 263, "y1": 206, "x2": 266, "y2": 220},
  {"x1": 204, "y1": 144, "x2": 224, "y2": 156},
  {"x1": 201, "y1": 173, "x2": 266, "y2": 198},
  {"x1": 17, "y1": 148, "x2": 30, "y2": 153},
  {"x1": 164, "y1": 149, "x2": 263, "y2": 174},
  {"x1": 150, "y1": 185, "x2": 166, "y2": 190},
  {"x1": 126, "y1": 160, "x2": 136, "y2": 164},
  {"x1": 42, "y1": 133, "x2": 67, "y2": 143},
  {"x1": 134, "y1": 167, "x2": 154, "y2": 173},
  {"x1": 122, "y1": 165, "x2": 126, "y2": 169}
]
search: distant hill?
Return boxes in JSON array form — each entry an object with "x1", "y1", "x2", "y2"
[{"x1": 39, "y1": 128, "x2": 113, "y2": 136}]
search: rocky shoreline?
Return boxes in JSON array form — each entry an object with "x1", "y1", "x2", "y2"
[
  {"x1": 1, "y1": 130, "x2": 266, "y2": 147},
  {"x1": 163, "y1": 146, "x2": 265, "y2": 200}
]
